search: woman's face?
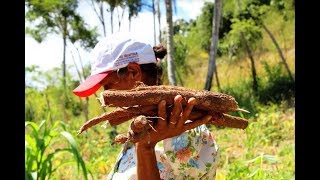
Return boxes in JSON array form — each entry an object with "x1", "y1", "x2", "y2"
[{"x1": 99, "y1": 63, "x2": 143, "y2": 90}]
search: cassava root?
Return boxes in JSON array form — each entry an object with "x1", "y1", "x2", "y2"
[
  {"x1": 77, "y1": 105, "x2": 157, "y2": 134},
  {"x1": 112, "y1": 113, "x2": 249, "y2": 145},
  {"x1": 78, "y1": 105, "x2": 249, "y2": 134},
  {"x1": 78, "y1": 84, "x2": 249, "y2": 136},
  {"x1": 98, "y1": 85, "x2": 239, "y2": 113}
]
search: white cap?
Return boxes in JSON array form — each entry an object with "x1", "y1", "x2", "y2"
[
  {"x1": 73, "y1": 32, "x2": 157, "y2": 97},
  {"x1": 90, "y1": 31, "x2": 156, "y2": 75}
]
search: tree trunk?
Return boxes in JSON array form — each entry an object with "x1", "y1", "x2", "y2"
[
  {"x1": 176, "y1": 70, "x2": 184, "y2": 87},
  {"x1": 62, "y1": 15, "x2": 68, "y2": 120},
  {"x1": 165, "y1": 0, "x2": 177, "y2": 86},
  {"x1": 71, "y1": 49, "x2": 89, "y2": 121},
  {"x1": 70, "y1": 50, "x2": 82, "y2": 81},
  {"x1": 261, "y1": 23, "x2": 294, "y2": 81},
  {"x1": 116, "y1": 6, "x2": 125, "y2": 30},
  {"x1": 99, "y1": 2, "x2": 106, "y2": 37},
  {"x1": 155, "y1": 0, "x2": 161, "y2": 43},
  {"x1": 90, "y1": 0, "x2": 106, "y2": 37},
  {"x1": 241, "y1": 32, "x2": 258, "y2": 93},
  {"x1": 204, "y1": 0, "x2": 222, "y2": 91},
  {"x1": 62, "y1": 16, "x2": 67, "y2": 89},
  {"x1": 237, "y1": 0, "x2": 258, "y2": 93},
  {"x1": 44, "y1": 93, "x2": 53, "y2": 125},
  {"x1": 152, "y1": 0, "x2": 156, "y2": 45},
  {"x1": 62, "y1": 36, "x2": 66, "y2": 88},
  {"x1": 117, "y1": 7, "x2": 121, "y2": 30},
  {"x1": 215, "y1": 68, "x2": 221, "y2": 91},
  {"x1": 111, "y1": 9, "x2": 114, "y2": 33}
]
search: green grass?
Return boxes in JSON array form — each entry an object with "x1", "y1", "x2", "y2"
[{"x1": 212, "y1": 103, "x2": 295, "y2": 180}]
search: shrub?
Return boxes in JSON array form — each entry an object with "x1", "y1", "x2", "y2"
[{"x1": 258, "y1": 61, "x2": 295, "y2": 105}]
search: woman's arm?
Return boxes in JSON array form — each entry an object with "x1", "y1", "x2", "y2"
[
  {"x1": 133, "y1": 95, "x2": 213, "y2": 180},
  {"x1": 135, "y1": 143, "x2": 160, "y2": 180}
]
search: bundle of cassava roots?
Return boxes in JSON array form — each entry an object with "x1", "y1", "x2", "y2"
[{"x1": 77, "y1": 84, "x2": 249, "y2": 145}]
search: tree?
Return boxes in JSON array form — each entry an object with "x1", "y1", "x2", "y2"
[
  {"x1": 165, "y1": 0, "x2": 177, "y2": 86},
  {"x1": 26, "y1": 0, "x2": 98, "y2": 120},
  {"x1": 204, "y1": 0, "x2": 223, "y2": 91},
  {"x1": 89, "y1": 0, "x2": 142, "y2": 33},
  {"x1": 189, "y1": 2, "x2": 232, "y2": 54},
  {"x1": 260, "y1": 22, "x2": 294, "y2": 81},
  {"x1": 90, "y1": 0, "x2": 123, "y2": 36},
  {"x1": 152, "y1": 0, "x2": 156, "y2": 45},
  {"x1": 89, "y1": 0, "x2": 107, "y2": 37},
  {"x1": 155, "y1": 0, "x2": 161, "y2": 43},
  {"x1": 106, "y1": 0, "x2": 118, "y2": 33},
  {"x1": 236, "y1": 0, "x2": 260, "y2": 93},
  {"x1": 127, "y1": 0, "x2": 142, "y2": 31},
  {"x1": 25, "y1": 0, "x2": 98, "y2": 90},
  {"x1": 247, "y1": 2, "x2": 294, "y2": 82},
  {"x1": 187, "y1": 1, "x2": 235, "y2": 90},
  {"x1": 223, "y1": 17, "x2": 261, "y2": 93}
]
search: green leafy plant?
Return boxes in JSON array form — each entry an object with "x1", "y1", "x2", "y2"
[
  {"x1": 226, "y1": 153, "x2": 277, "y2": 179},
  {"x1": 220, "y1": 18, "x2": 262, "y2": 61},
  {"x1": 25, "y1": 115, "x2": 90, "y2": 180},
  {"x1": 258, "y1": 61, "x2": 295, "y2": 104}
]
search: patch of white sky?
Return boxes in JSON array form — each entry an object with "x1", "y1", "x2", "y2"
[{"x1": 25, "y1": 0, "x2": 214, "y2": 83}]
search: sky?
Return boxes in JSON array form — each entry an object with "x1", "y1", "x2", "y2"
[{"x1": 25, "y1": 0, "x2": 213, "y2": 77}]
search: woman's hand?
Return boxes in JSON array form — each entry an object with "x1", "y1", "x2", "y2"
[
  {"x1": 133, "y1": 95, "x2": 213, "y2": 180},
  {"x1": 131, "y1": 95, "x2": 213, "y2": 148}
]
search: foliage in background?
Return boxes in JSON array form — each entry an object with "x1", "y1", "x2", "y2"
[
  {"x1": 219, "y1": 18, "x2": 262, "y2": 61},
  {"x1": 258, "y1": 61, "x2": 294, "y2": 105},
  {"x1": 173, "y1": 33, "x2": 191, "y2": 86}
]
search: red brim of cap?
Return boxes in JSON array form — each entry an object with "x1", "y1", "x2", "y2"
[{"x1": 72, "y1": 71, "x2": 111, "y2": 97}]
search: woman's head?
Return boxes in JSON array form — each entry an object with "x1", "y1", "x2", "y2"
[{"x1": 72, "y1": 32, "x2": 167, "y2": 97}]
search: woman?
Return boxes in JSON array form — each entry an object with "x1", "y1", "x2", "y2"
[{"x1": 73, "y1": 32, "x2": 219, "y2": 180}]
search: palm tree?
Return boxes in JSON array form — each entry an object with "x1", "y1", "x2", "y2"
[
  {"x1": 155, "y1": 0, "x2": 161, "y2": 43},
  {"x1": 204, "y1": 0, "x2": 222, "y2": 91}
]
